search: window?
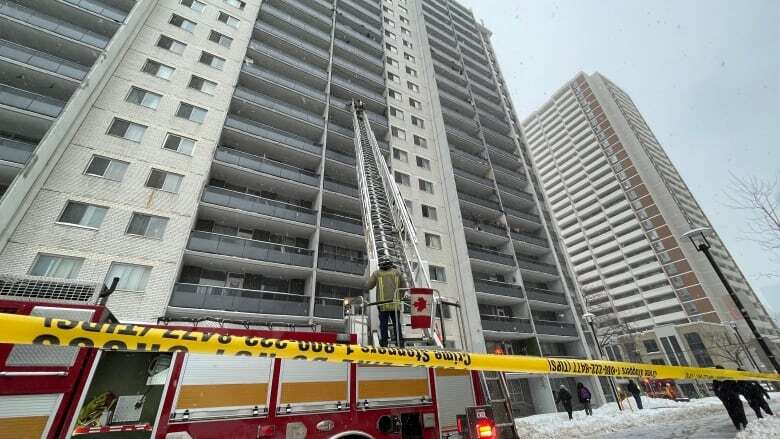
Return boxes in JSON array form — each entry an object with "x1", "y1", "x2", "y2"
[
  {"x1": 188, "y1": 75, "x2": 217, "y2": 94},
  {"x1": 176, "y1": 102, "x2": 208, "y2": 123},
  {"x1": 385, "y1": 43, "x2": 398, "y2": 53},
  {"x1": 146, "y1": 169, "x2": 184, "y2": 193},
  {"x1": 394, "y1": 171, "x2": 410, "y2": 186},
  {"x1": 199, "y1": 51, "x2": 225, "y2": 69},
  {"x1": 643, "y1": 339, "x2": 660, "y2": 353},
  {"x1": 392, "y1": 148, "x2": 408, "y2": 163},
  {"x1": 425, "y1": 233, "x2": 441, "y2": 249},
  {"x1": 383, "y1": 17, "x2": 394, "y2": 27},
  {"x1": 416, "y1": 156, "x2": 430, "y2": 170},
  {"x1": 156, "y1": 35, "x2": 186, "y2": 54},
  {"x1": 169, "y1": 14, "x2": 196, "y2": 32},
  {"x1": 127, "y1": 213, "x2": 169, "y2": 239},
  {"x1": 684, "y1": 332, "x2": 714, "y2": 367},
  {"x1": 401, "y1": 27, "x2": 411, "y2": 36},
  {"x1": 142, "y1": 59, "x2": 175, "y2": 79},
  {"x1": 413, "y1": 135, "x2": 427, "y2": 148},
  {"x1": 408, "y1": 97, "x2": 422, "y2": 109},
  {"x1": 404, "y1": 52, "x2": 416, "y2": 63},
  {"x1": 389, "y1": 106, "x2": 404, "y2": 120},
  {"x1": 388, "y1": 89, "x2": 402, "y2": 101},
  {"x1": 85, "y1": 155, "x2": 129, "y2": 181},
  {"x1": 218, "y1": 11, "x2": 240, "y2": 28},
  {"x1": 58, "y1": 201, "x2": 107, "y2": 228},
  {"x1": 399, "y1": 5, "x2": 408, "y2": 13},
  {"x1": 421, "y1": 204, "x2": 437, "y2": 220},
  {"x1": 224, "y1": 0, "x2": 246, "y2": 9},
  {"x1": 407, "y1": 81, "x2": 419, "y2": 93},
  {"x1": 208, "y1": 30, "x2": 233, "y2": 48},
  {"x1": 391, "y1": 126, "x2": 406, "y2": 140},
  {"x1": 386, "y1": 56, "x2": 399, "y2": 68},
  {"x1": 30, "y1": 254, "x2": 84, "y2": 279},
  {"x1": 387, "y1": 71, "x2": 401, "y2": 83},
  {"x1": 181, "y1": 0, "x2": 206, "y2": 12},
  {"x1": 385, "y1": 30, "x2": 397, "y2": 40},
  {"x1": 403, "y1": 39, "x2": 413, "y2": 49},
  {"x1": 107, "y1": 118, "x2": 146, "y2": 142},
  {"x1": 418, "y1": 178, "x2": 433, "y2": 193},
  {"x1": 399, "y1": 16, "x2": 410, "y2": 25},
  {"x1": 125, "y1": 87, "x2": 162, "y2": 109},
  {"x1": 429, "y1": 265, "x2": 446, "y2": 281},
  {"x1": 411, "y1": 115, "x2": 424, "y2": 128},
  {"x1": 105, "y1": 263, "x2": 151, "y2": 292},
  {"x1": 405, "y1": 66, "x2": 418, "y2": 77},
  {"x1": 382, "y1": 5, "x2": 393, "y2": 14},
  {"x1": 163, "y1": 133, "x2": 196, "y2": 155},
  {"x1": 404, "y1": 199, "x2": 413, "y2": 211}
]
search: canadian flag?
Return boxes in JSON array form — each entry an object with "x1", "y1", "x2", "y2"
[{"x1": 410, "y1": 288, "x2": 434, "y2": 329}]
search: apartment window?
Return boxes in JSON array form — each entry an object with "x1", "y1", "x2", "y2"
[
  {"x1": 382, "y1": 6, "x2": 393, "y2": 14},
  {"x1": 405, "y1": 66, "x2": 418, "y2": 77},
  {"x1": 643, "y1": 339, "x2": 660, "y2": 353},
  {"x1": 429, "y1": 265, "x2": 446, "y2": 282},
  {"x1": 391, "y1": 126, "x2": 406, "y2": 140},
  {"x1": 385, "y1": 30, "x2": 397, "y2": 40},
  {"x1": 387, "y1": 71, "x2": 401, "y2": 83},
  {"x1": 156, "y1": 35, "x2": 186, "y2": 54},
  {"x1": 408, "y1": 97, "x2": 422, "y2": 110},
  {"x1": 416, "y1": 156, "x2": 430, "y2": 170},
  {"x1": 386, "y1": 43, "x2": 398, "y2": 54},
  {"x1": 392, "y1": 147, "x2": 408, "y2": 163},
  {"x1": 58, "y1": 201, "x2": 107, "y2": 228},
  {"x1": 425, "y1": 233, "x2": 442, "y2": 249},
  {"x1": 401, "y1": 27, "x2": 411, "y2": 36},
  {"x1": 421, "y1": 204, "x2": 437, "y2": 220},
  {"x1": 169, "y1": 14, "x2": 196, "y2": 32},
  {"x1": 387, "y1": 56, "x2": 400, "y2": 68},
  {"x1": 218, "y1": 11, "x2": 240, "y2": 28},
  {"x1": 127, "y1": 213, "x2": 169, "y2": 239},
  {"x1": 404, "y1": 199, "x2": 413, "y2": 211},
  {"x1": 399, "y1": 16, "x2": 410, "y2": 25},
  {"x1": 394, "y1": 171, "x2": 410, "y2": 186},
  {"x1": 389, "y1": 106, "x2": 404, "y2": 120},
  {"x1": 181, "y1": 0, "x2": 206, "y2": 12},
  {"x1": 413, "y1": 135, "x2": 427, "y2": 148},
  {"x1": 85, "y1": 155, "x2": 129, "y2": 181},
  {"x1": 188, "y1": 75, "x2": 217, "y2": 94},
  {"x1": 125, "y1": 87, "x2": 162, "y2": 109},
  {"x1": 418, "y1": 179, "x2": 433, "y2": 194},
  {"x1": 142, "y1": 59, "x2": 175, "y2": 79},
  {"x1": 384, "y1": 17, "x2": 395, "y2": 27},
  {"x1": 208, "y1": 30, "x2": 233, "y2": 48},
  {"x1": 176, "y1": 102, "x2": 208, "y2": 123},
  {"x1": 411, "y1": 115, "x2": 424, "y2": 128},
  {"x1": 388, "y1": 89, "x2": 402, "y2": 101},
  {"x1": 407, "y1": 81, "x2": 419, "y2": 93},
  {"x1": 30, "y1": 254, "x2": 84, "y2": 279},
  {"x1": 684, "y1": 333, "x2": 714, "y2": 367},
  {"x1": 107, "y1": 118, "x2": 146, "y2": 142},
  {"x1": 224, "y1": 0, "x2": 246, "y2": 9},
  {"x1": 404, "y1": 52, "x2": 416, "y2": 63},
  {"x1": 199, "y1": 51, "x2": 225, "y2": 69},
  {"x1": 146, "y1": 169, "x2": 184, "y2": 193},
  {"x1": 105, "y1": 263, "x2": 151, "y2": 292},
  {"x1": 403, "y1": 39, "x2": 413, "y2": 49},
  {"x1": 163, "y1": 133, "x2": 196, "y2": 155}
]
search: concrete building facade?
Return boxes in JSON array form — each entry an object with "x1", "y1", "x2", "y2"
[{"x1": 522, "y1": 72, "x2": 780, "y2": 372}]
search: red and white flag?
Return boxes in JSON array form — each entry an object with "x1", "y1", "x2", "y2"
[{"x1": 410, "y1": 288, "x2": 434, "y2": 329}]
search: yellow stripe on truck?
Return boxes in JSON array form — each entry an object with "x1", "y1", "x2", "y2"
[
  {"x1": 0, "y1": 416, "x2": 49, "y2": 439},
  {"x1": 279, "y1": 381, "x2": 347, "y2": 404},
  {"x1": 436, "y1": 368, "x2": 470, "y2": 377},
  {"x1": 177, "y1": 383, "x2": 268, "y2": 409},
  {"x1": 359, "y1": 379, "x2": 429, "y2": 399},
  {"x1": 1, "y1": 313, "x2": 778, "y2": 382}
]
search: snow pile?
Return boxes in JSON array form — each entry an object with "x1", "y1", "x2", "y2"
[
  {"x1": 515, "y1": 396, "x2": 725, "y2": 439},
  {"x1": 737, "y1": 416, "x2": 780, "y2": 439}
]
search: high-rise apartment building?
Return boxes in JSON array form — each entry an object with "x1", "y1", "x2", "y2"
[
  {"x1": 522, "y1": 72, "x2": 780, "y2": 371},
  {"x1": 0, "y1": 0, "x2": 601, "y2": 415}
]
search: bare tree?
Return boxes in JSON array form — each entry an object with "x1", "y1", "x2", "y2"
[
  {"x1": 727, "y1": 173, "x2": 780, "y2": 276},
  {"x1": 703, "y1": 332, "x2": 755, "y2": 368}
]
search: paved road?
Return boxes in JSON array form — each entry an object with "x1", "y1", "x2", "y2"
[{"x1": 599, "y1": 399, "x2": 780, "y2": 439}]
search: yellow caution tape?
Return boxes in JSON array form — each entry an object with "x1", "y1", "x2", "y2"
[{"x1": 1, "y1": 313, "x2": 777, "y2": 382}]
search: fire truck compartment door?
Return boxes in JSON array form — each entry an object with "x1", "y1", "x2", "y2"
[
  {"x1": 434, "y1": 369, "x2": 475, "y2": 432},
  {"x1": 277, "y1": 359, "x2": 348, "y2": 411},
  {"x1": 357, "y1": 365, "x2": 430, "y2": 404},
  {"x1": 0, "y1": 393, "x2": 61, "y2": 439},
  {"x1": 175, "y1": 354, "x2": 272, "y2": 413}
]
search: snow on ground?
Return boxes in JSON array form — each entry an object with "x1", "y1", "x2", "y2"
[
  {"x1": 515, "y1": 393, "x2": 780, "y2": 439},
  {"x1": 737, "y1": 415, "x2": 780, "y2": 439}
]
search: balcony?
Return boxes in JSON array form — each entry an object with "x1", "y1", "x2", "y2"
[
  {"x1": 534, "y1": 320, "x2": 579, "y2": 337},
  {"x1": 317, "y1": 254, "x2": 367, "y2": 276},
  {"x1": 442, "y1": 107, "x2": 479, "y2": 134},
  {"x1": 454, "y1": 167, "x2": 493, "y2": 188},
  {"x1": 510, "y1": 231, "x2": 547, "y2": 248},
  {"x1": 331, "y1": 74, "x2": 385, "y2": 106},
  {"x1": 187, "y1": 230, "x2": 314, "y2": 267},
  {"x1": 526, "y1": 288, "x2": 568, "y2": 306},
  {"x1": 233, "y1": 87, "x2": 324, "y2": 131},
  {"x1": 339, "y1": 0, "x2": 382, "y2": 29},
  {"x1": 224, "y1": 116, "x2": 322, "y2": 157},
  {"x1": 0, "y1": 2, "x2": 109, "y2": 50},
  {"x1": 262, "y1": 4, "x2": 331, "y2": 47},
  {"x1": 254, "y1": 21, "x2": 329, "y2": 61},
  {"x1": 335, "y1": 23, "x2": 382, "y2": 55},
  {"x1": 450, "y1": 147, "x2": 488, "y2": 170},
  {"x1": 169, "y1": 283, "x2": 310, "y2": 317},
  {"x1": 480, "y1": 315, "x2": 533, "y2": 334},
  {"x1": 321, "y1": 212, "x2": 363, "y2": 235},
  {"x1": 505, "y1": 207, "x2": 540, "y2": 224},
  {"x1": 0, "y1": 83, "x2": 64, "y2": 118},
  {"x1": 241, "y1": 63, "x2": 325, "y2": 108},
  {"x1": 474, "y1": 279, "x2": 524, "y2": 300},
  {"x1": 515, "y1": 255, "x2": 558, "y2": 275},
  {"x1": 0, "y1": 136, "x2": 35, "y2": 165},
  {"x1": 248, "y1": 42, "x2": 327, "y2": 83},
  {"x1": 325, "y1": 148, "x2": 356, "y2": 166},
  {"x1": 0, "y1": 38, "x2": 88, "y2": 81},
  {"x1": 284, "y1": 0, "x2": 331, "y2": 28},
  {"x1": 333, "y1": 56, "x2": 385, "y2": 90},
  {"x1": 214, "y1": 147, "x2": 319, "y2": 187},
  {"x1": 313, "y1": 296, "x2": 345, "y2": 319},
  {"x1": 446, "y1": 126, "x2": 482, "y2": 151},
  {"x1": 333, "y1": 38, "x2": 383, "y2": 71},
  {"x1": 438, "y1": 88, "x2": 473, "y2": 114},
  {"x1": 500, "y1": 187, "x2": 535, "y2": 205},
  {"x1": 201, "y1": 186, "x2": 317, "y2": 225},
  {"x1": 323, "y1": 177, "x2": 359, "y2": 198},
  {"x1": 462, "y1": 218, "x2": 505, "y2": 237},
  {"x1": 458, "y1": 191, "x2": 500, "y2": 211},
  {"x1": 468, "y1": 246, "x2": 515, "y2": 267}
]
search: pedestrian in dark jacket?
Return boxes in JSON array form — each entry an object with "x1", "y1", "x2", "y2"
[
  {"x1": 713, "y1": 366, "x2": 748, "y2": 431},
  {"x1": 740, "y1": 379, "x2": 773, "y2": 418},
  {"x1": 627, "y1": 380, "x2": 643, "y2": 410},
  {"x1": 556, "y1": 384, "x2": 573, "y2": 420},
  {"x1": 576, "y1": 382, "x2": 593, "y2": 416}
]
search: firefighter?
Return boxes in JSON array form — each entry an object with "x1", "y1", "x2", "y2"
[{"x1": 367, "y1": 258, "x2": 407, "y2": 347}]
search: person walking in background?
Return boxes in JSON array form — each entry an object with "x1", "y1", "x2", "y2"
[
  {"x1": 713, "y1": 365, "x2": 748, "y2": 431},
  {"x1": 739, "y1": 377, "x2": 773, "y2": 418},
  {"x1": 367, "y1": 258, "x2": 407, "y2": 347},
  {"x1": 556, "y1": 384, "x2": 573, "y2": 420},
  {"x1": 576, "y1": 382, "x2": 593, "y2": 416},
  {"x1": 627, "y1": 380, "x2": 643, "y2": 409}
]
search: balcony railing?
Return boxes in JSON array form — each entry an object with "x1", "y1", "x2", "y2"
[
  {"x1": 234, "y1": 87, "x2": 324, "y2": 127},
  {"x1": 467, "y1": 246, "x2": 515, "y2": 266},
  {"x1": 325, "y1": 148, "x2": 356, "y2": 166},
  {"x1": 474, "y1": 279, "x2": 524, "y2": 299},
  {"x1": 313, "y1": 296, "x2": 345, "y2": 319},
  {"x1": 170, "y1": 283, "x2": 310, "y2": 316},
  {"x1": 446, "y1": 127, "x2": 482, "y2": 149},
  {"x1": 214, "y1": 147, "x2": 319, "y2": 187},
  {"x1": 0, "y1": 84, "x2": 64, "y2": 118},
  {"x1": 458, "y1": 191, "x2": 500, "y2": 211},
  {"x1": 335, "y1": 22, "x2": 382, "y2": 53},
  {"x1": 515, "y1": 255, "x2": 558, "y2": 275},
  {"x1": 187, "y1": 230, "x2": 315, "y2": 267},
  {"x1": 500, "y1": 186, "x2": 534, "y2": 203},
  {"x1": 202, "y1": 186, "x2": 317, "y2": 225},
  {"x1": 450, "y1": 147, "x2": 488, "y2": 168},
  {"x1": 462, "y1": 218, "x2": 505, "y2": 237},
  {"x1": 0, "y1": 136, "x2": 35, "y2": 165},
  {"x1": 504, "y1": 207, "x2": 540, "y2": 224},
  {"x1": 254, "y1": 22, "x2": 329, "y2": 59},
  {"x1": 248, "y1": 41, "x2": 327, "y2": 81},
  {"x1": 317, "y1": 254, "x2": 367, "y2": 275},
  {"x1": 442, "y1": 107, "x2": 478, "y2": 132},
  {"x1": 0, "y1": 2, "x2": 109, "y2": 48},
  {"x1": 333, "y1": 56, "x2": 385, "y2": 88},
  {"x1": 241, "y1": 63, "x2": 325, "y2": 103},
  {"x1": 285, "y1": 0, "x2": 331, "y2": 26},
  {"x1": 224, "y1": 115, "x2": 322, "y2": 156},
  {"x1": 263, "y1": 4, "x2": 331, "y2": 44},
  {"x1": 324, "y1": 178, "x2": 358, "y2": 198},
  {"x1": 480, "y1": 315, "x2": 532, "y2": 333},
  {"x1": 321, "y1": 212, "x2": 363, "y2": 235},
  {"x1": 510, "y1": 231, "x2": 547, "y2": 248},
  {"x1": 453, "y1": 167, "x2": 493, "y2": 188},
  {"x1": 0, "y1": 38, "x2": 88, "y2": 81},
  {"x1": 331, "y1": 74, "x2": 385, "y2": 104},
  {"x1": 526, "y1": 288, "x2": 568, "y2": 305},
  {"x1": 333, "y1": 38, "x2": 383, "y2": 70},
  {"x1": 534, "y1": 320, "x2": 578, "y2": 337}
]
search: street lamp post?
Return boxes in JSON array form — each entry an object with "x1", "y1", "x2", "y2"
[
  {"x1": 683, "y1": 227, "x2": 780, "y2": 373},
  {"x1": 582, "y1": 312, "x2": 622, "y2": 410},
  {"x1": 728, "y1": 321, "x2": 760, "y2": 371}
]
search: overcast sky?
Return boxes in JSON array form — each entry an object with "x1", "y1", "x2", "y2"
[{"x1": 455, "y1": 0, "x2": 780, "y2": 314}]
